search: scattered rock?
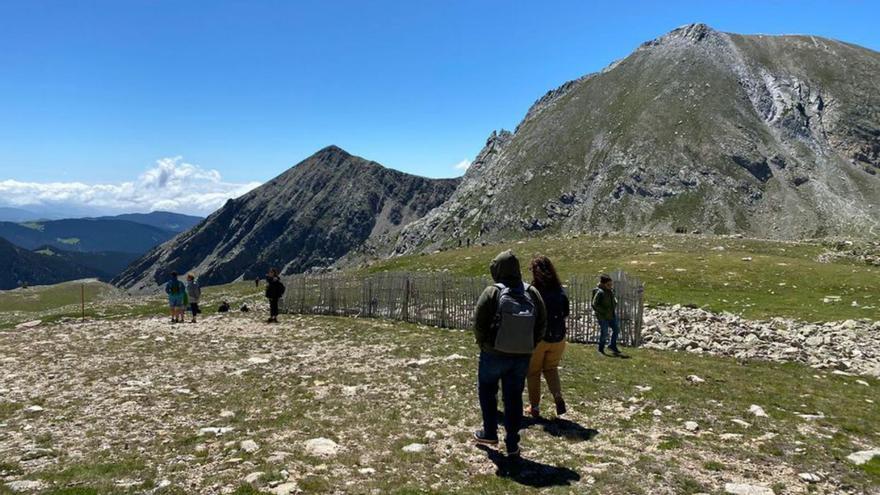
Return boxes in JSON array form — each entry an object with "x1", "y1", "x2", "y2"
[
  {"x1": 243, "y1": 472, "x2": 264, "y2": 484},
  {"x1": 847, "y1": 448, "x2": 880, "y2": 465},
  {"x1": 724, "y1": 483, "x2": 774, "y2": 495},
  {"x1": 219, "y1": 410, "x2": 235, "y2": 418},
  {"x1": 684, "y1": 421, "x2": 699, "y2": 432},
  {"x1": 443, "y1": 354, "x2": 468, "y2": 361},
  {"x1": 5, "y1": 480, "x2": 46, "y2": 492},
  {"x1": 641, "y1": 306, "x2": 880, "y2": 377},
  {"x1": 402, "y1": 443, "x2": 427, "y2": 453},
  {"x1": 269, "y1": 482, "x2": 299, "y2": 495},
  {"x1": 240, "y1": 439, "x2": 259, "y2": 453},
  {"x1": 24, "y1": 405, "x2": 44, "y2": 413},
  {"x1": 304, "y1": 437, "x2": 339, "y2": 457},
  {"x1": 14, "y1": 320, "x2": 42, "y2": 330},
  {"x1": 247, "y1": 356, "x2": 271, "y2": 365},
  {"x1": 358, "y1": 467, "x2": 376, "y2": 475},
  {"x1": 198, "y1": 427, "x2": 234, "y2": 436},
  {"x1": 731, "y1": 419, "x2": 752, "y2": 428},
  {"x1": 686, "y1": 375, "x2": 705, "y2": 383},
  {"x1": 749, "y1": 405, "x2": 768, "y2": 418},
  {"x1": 798, "y1": 472, "x2": 821, "y2": 483}
]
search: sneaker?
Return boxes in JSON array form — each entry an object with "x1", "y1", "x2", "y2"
[
  {"x1": 473, "y1": 430, "x2": 499, "y2": 446},
  {"x1": 525, "y1": 404, "x2": 540, "y2": 419},
  {"x1": 555, "y1": 398, "x2": 567, "y2": 416}
]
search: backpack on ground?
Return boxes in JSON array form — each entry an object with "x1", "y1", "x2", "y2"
[{"x1": 491, "y1": 282, "x2": 537, "y2": 354}]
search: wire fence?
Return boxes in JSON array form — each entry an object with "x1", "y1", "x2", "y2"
[{"x1": 281, "y1": 269, "x2": 645, "y2": 346}]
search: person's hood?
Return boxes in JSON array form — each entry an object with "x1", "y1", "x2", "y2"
[{"x1": 490, "y1": 250, "x2": 522, "y2": 285}]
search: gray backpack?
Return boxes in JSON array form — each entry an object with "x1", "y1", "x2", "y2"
[{"x1": 491, "y1": 282, "x2": 537, "y2": 354}]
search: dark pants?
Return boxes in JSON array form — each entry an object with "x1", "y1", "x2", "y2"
[
  {"x1": 190, "y1": 302, "x2": 200, "y2": 316},
  {"x1": 598, "y1": 318, "x2": 620, "y2": 350},
  {"x1": 269, "y1": 298, "x2": 279, "y2": 318},
  {"x1": 477, "y1": 351, "x2": 530, "y2": 451}
]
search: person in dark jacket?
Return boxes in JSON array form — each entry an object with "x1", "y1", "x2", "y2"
[
  {"x1": 472, "y1": 250, "x2": 546, "y2": 456},
  {"x1": 265, "y1": 268, "x2": 285, "y2": 323},
  {"x1": 525, "y1": 255, "x2": 570, "y2": 418},
  {"x1": 592, "y1": 274, "x2": 620, "y2": 355}
]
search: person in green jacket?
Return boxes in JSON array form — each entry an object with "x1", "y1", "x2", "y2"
[
  {"x1": 592, "y1": 274, "x2": 620, "y2": 355},
  {"x1": 472, "y1": 250, "x2": 546, "y2": 457}
]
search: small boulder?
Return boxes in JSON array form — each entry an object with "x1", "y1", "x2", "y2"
[
  {"x1": 240, "y1": 440, "x2": 259, "y2": 453},
  {"x1": 847, "y1": 448, "x2": 880, "y2": 465},
  {"x1": 748, "y1": 405, "x2": 768, "y2": 418},
  {"x1": 402, "y1": 443, "x2": 427, "y2": 453},
  {"x1": 724, "y1": 483, "x2": 774, "y2": 495},
  {"x1": 684, "y1": 421, "x2": 699, "y2": 432},
  {"x1": 304, "y1": 437, "x2": 339, "y2": 457}
]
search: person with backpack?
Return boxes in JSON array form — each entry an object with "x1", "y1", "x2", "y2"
[
  {"x1": 525, "y1": 255, "x2": 570, "y2": 418},
  {"x1": 165, "y1": 271, "x2": 186, "y2": 324},
  {"x1": 592, "y1": 274, "x2": 621, "y2": 355},
  {"x1": 186, "y1": 274, "x2": 202, "y2": 323},
  {"x1": 472, "y1": 250, "x2": 546, "y2": 457},
  {"x1": 265, "y1": 268, "x2": 285, "y2": 323}
]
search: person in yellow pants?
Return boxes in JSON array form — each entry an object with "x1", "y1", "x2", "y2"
[{"x1": 526, "y1": 256, "x2": 570, "y2": 418}]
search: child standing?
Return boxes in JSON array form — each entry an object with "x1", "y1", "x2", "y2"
[{"x1": 165, "y1": 271, "x2": 186, "y2": 323}]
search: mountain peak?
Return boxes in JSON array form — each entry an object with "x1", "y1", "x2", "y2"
[{"x1": 643, "y1": 23, "x2": 721, "y2": 48}]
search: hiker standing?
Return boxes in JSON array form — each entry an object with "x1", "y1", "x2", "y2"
[
  {"x1": 265, "y1": 268, "x2": 285, "y2": 323},
  {"x1": 186, "y1": 274, "x2": 202, "y2": 323},
  {"x1": 165, "y1": 271, "x2": 186, "y2": 324},
  {"x1": 472, "y1": 250, "x2": 546, "y2": 456},
  {"x1": 525, "y1": 255, "x2": 570, "y2": 418},
  {"x1": 592, "y1": 274, "x2": 621, "y2": 355}
]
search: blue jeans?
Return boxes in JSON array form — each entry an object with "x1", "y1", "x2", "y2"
[
  {"x1": 477, "y1": 351, "x2": 530, "y2": 450},
  {"x1": 598, "y1": 318, "x2": 620, "y2": 350}
]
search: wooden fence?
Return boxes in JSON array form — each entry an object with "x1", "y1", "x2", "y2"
[{"x1": 281, "y1": 270, "x2": 645, "y2": 346}]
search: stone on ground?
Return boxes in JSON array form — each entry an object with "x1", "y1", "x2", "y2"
[
  {"x1": 304, "y1": 437, "x2": 339, "y2": 457},
  {"x1": 847, "y1": 448, "x2": 880, "y2": 465},
  {"x1": 724, "y1": 482, "x2": 774, "y2": 495}
]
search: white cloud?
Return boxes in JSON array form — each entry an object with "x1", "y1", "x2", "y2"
[
  {"x1": 453, "y1": 159, "x2": 471, "y2": 171},
  {"x1": 0, "y1": 157, "x2": 261, "y2": 217}
]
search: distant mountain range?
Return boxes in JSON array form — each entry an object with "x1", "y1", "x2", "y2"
[
  {"x1": 114, "y1": 146, "x2": 459, "y2": 289},
  {"x1": 96, "y1": 212, "x2": 203, "y2": 233},
  {"x1": 0, "y1": 237, "x2": 98, "y2": 290},
  {"x1": 0, "y1": 211, "x2": 203, "y2": 289}
]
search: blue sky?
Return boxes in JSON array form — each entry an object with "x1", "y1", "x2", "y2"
[{"x1": 0, "y1": 0, "x2": 878, "y2": 215}]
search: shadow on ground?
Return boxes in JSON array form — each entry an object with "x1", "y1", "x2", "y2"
[
  {"x1": 524, "y1": 416, "x2": 600, "y2": 442},
  {"x1": 477, "y1": 445, "x2": 581, "y2": 488}
]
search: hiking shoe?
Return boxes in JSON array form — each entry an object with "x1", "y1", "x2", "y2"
[
  {"x1": 472, "y1": 430, "x2": 499, "y2": 446},
  {"x1": 555, "y1": 398, "x2": 567, "y2": 416},
  {"x1": 525, "y1": 404, "x2": 541, "y2": 419}
]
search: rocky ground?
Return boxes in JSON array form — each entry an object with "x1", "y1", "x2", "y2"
[
  {"x1": 643, "y1": 306, "x2": 880, "y2": 377},
  {"x1": 1, "y1": 311, "x2": 878, "y2": 494}
]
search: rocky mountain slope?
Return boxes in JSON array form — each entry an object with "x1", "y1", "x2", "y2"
[
  {"x1": 0, "y1": 237, "x2": 99, "y2": 289},
  {"x1": 394, "y1": 24, "x2": 880, "y2": 253},
  {"x1": 114, "y1": 146, "x2": 459, "y2": 290}
]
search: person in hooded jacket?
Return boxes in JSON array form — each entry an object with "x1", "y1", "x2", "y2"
[
  {"x1": 472, "y1": 250, "x2": 546, "y2": 456},
  {"x1": 265, "y1": 268, "x2": 285, "y2": 323},
  {"x1": 525, "y1": 255, "x2": 570, "y2": 418}
]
